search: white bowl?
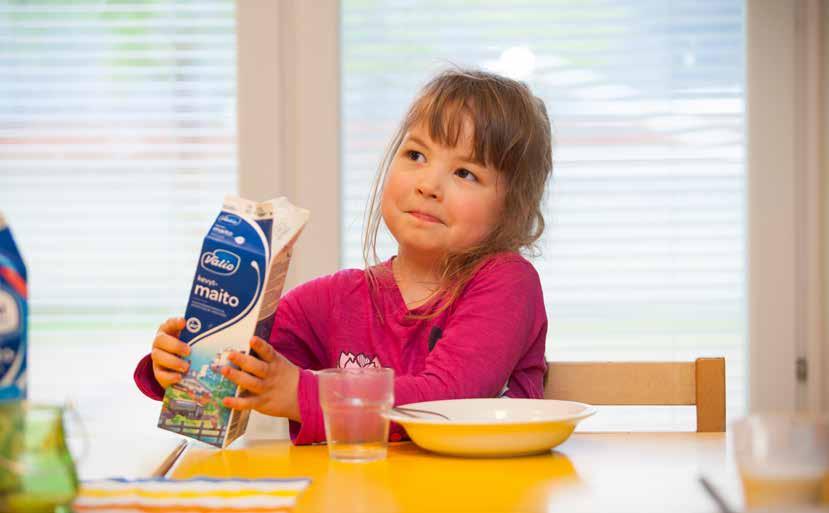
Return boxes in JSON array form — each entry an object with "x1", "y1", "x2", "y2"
[{"x1": 387, "y1": 398, "x2": 596, "y2": 457}]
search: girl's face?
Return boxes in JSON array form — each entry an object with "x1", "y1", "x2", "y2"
[{"x1": 381, "y1": 119, "x2": 506, "y2": 261}]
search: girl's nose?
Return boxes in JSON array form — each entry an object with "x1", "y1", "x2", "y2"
[
  {"x1": 415, "y1": 169, "x2": 442, "y2": 200},
  {"x1": 416, "y1": 184, "x2": 439, "y2": 199}
]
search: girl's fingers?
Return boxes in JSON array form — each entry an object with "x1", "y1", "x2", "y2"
[
  {"x1": 221, "y1": 366, "x2": 265, "y2": 395},
  {"x1": 153, "y1": 332, "x2": 190, "y2": 357},
  {"x1": 223, "y1": 395, "x2": 258, "y2": 411},
  {"x1": 228, "y1": 351, "x2": 268, "y2": 379},
  {"x1": 151, "y1": 348, "x2": 190, "y2": 373},
  {"x1": 250, "y1": 337, "x2": 276, "y2": 362},
  {"x1": 153, "y1": 366, "x2": 183, "y2": 387},
  {"x1": 159, "y1": 317, "x2": 186, "y2": 337}
]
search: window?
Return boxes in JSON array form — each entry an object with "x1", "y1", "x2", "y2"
[
  {"x1": 0, "y1": 1, "x2": 237, "y2": 421},
  {"x1": 341, "y1": 0, "x2": 745, "y2": 430}
]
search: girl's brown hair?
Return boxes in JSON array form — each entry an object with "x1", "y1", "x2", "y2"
[{"x1": 363, "y1": 68, "x2": 553, "y2": 319}]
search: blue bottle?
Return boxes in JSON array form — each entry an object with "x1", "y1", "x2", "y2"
[{"x1": 0, "y1": 212, "x2": 27, "y2": 400}]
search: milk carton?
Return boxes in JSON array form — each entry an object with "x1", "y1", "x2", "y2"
[
  {"x1": 158, "y1": 196, "x2": 309, "y2": 447},
  {"x1": 0, "y1": 212, "x2": 27, "y2": 401}
]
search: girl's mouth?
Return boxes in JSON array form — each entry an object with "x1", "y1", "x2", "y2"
[{"x1": 408, "y1": 211, "x2": 443, "y2": 224}]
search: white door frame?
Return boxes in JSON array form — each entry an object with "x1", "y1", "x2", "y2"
[
  {"x1": 747, "y1": 0, "x2": 826, "y2": 413},
  {"x1": 236, "y1": 0, "x2": 341, "y2": 290}
]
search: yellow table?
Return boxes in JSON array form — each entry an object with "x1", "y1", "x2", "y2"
[{"x1": 169, "y1": 432, "x2": 741, "y2": 513}]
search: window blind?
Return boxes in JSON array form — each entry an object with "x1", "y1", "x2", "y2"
[
  {"x1": 341, "y1": 0, "x2": 745, "y2": 429},
  {"x1": 0, "y1": 0, "x2": 237, "y2": 334}
]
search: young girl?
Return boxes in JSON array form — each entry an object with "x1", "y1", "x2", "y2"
[{"x1": 134, "y1": 69, "x2": 553, "y2": 445}]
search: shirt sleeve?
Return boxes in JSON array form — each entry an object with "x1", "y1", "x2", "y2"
[
  {"x1": 267, "y1": 274, "x2": 335, "y2": 370},
  {"x1": 266, "y1": 276, "x2": 332, "y2": 445},
  {"x1": 502, "y1": 337, "x2": 547, "y2": 399},
  {"x1": 394, "y1": 257, "x2": 546, "y2": 404},
  {"x1": 290, "y1": 369, "x2": 326, "y2": 444},
  {"x1": 134, "y1": 353, "x2": 165, "y2": 401}
]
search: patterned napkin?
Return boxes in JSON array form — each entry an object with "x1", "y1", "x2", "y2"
[{"x1": 73, "y1": 477, "x2": 311, "y2": 512}]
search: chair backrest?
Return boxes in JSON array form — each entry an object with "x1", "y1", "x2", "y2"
[{"x1": 543, "y1": 357, "x2": 726, "y2": 432}]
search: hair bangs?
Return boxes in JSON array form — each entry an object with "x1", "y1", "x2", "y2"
[{"x1": 405, "y1": 78, "x2": 533, "y2": 178}]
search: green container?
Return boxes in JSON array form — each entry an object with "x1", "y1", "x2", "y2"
[
  {"x1": 0, "y1": 401, "x2": 24, "y2": 494},
  {"x1": 0, "y1": 402, "x2": 79, "y2": 513}
]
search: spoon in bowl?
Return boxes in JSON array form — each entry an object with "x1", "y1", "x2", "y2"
[{"x1": 391, "y1": 406, "x2": 450, "y2": 420}]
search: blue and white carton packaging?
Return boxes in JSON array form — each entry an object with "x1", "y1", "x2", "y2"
[
  {"x1": 0, "y1": 212, "x2": 27, "y2": 401},
  {"x1": 159, "y1": 196, "x2": 309, "y2": 447}
]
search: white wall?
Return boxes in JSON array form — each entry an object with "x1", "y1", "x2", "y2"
[{"x1": 236, "y1": 0, "x2": 341, "y2": 291}]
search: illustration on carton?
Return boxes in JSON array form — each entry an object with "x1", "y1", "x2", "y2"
[
  {"x1": 0, "y1": 212, "x2": 27, "y2": 401},
  {"x1": 158, "y1": 196, "x2": 309, "y2": 447}
]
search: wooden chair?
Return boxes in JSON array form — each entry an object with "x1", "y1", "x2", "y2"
[{"x1": 543, "y1": 357, "x2": 726, "y2": 432}]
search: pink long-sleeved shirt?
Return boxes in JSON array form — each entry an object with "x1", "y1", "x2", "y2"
[{"x1": 134, "y1": 252, "x2": 548, "y2": 444}]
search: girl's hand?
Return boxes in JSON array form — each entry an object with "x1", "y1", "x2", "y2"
[
  {"x1": 221, "y1": 337, "x2": 301, "y2": 422},
  {"x1": 151, "y1": 317, "x2": 191, "y2": 389}
]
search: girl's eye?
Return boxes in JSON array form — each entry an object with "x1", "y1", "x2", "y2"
[
  {"x1": 455, "y1": 168, "x2": 478, "y2": 182},
  {"x1": 406, "y1": 150, "x2": 426, "y2": 163}
]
